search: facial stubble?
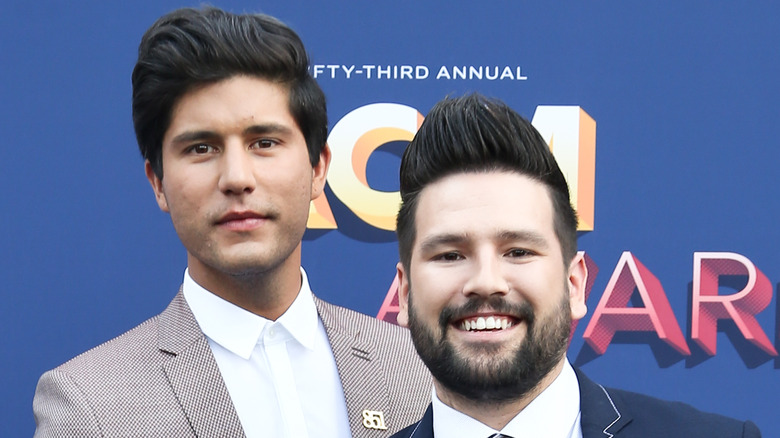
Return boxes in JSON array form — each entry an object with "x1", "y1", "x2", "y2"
[{"x1": 407, "y1": 286, "x2": 572, "y2": 404}]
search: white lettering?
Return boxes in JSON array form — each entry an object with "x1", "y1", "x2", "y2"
[
  {"x1": 377, "y1": 65, "x2": 391, "y2": 79},
  {"x1": 469, "y1": 66, "x2": 482, "y2": 80},
  {"x1": 436, "y1": 66, "x2": 450, "y2": 79},
  {"x1": 310, "y1": 64, "x2": 525, "y2": 81},
  {"x1": 500, "y1": 66, "x2": 514, "y2": 80}
]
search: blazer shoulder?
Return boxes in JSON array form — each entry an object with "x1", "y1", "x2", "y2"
[
  {"x1": 597, "y1": 385, "x2": 761, "y2": 437},
  {"x1": 315, "y1": 296, "x2": 417, "y2": 345},
  {"x1": 52, "y1": 314, "x2": 164, "y2": 377},
  {"x1": 33, "y1": 294, "x2": 211, "y2": 437},
  {"x1": 47, "y1": 291, "x2": 197, "y2": 378}
]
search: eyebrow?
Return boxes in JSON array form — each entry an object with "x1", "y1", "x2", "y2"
[
  {"x1": 418, "y1": 233, "x2": 469, "y2": 254},
  {"x1": 418, "y1": 230, "x2": 550, "y2": 253},
  {"x1": 169, "y1": 123, "x2": 295, "y2": 145},
  {"x1": 496, "y1": 230, "x2": 550, "y2": 249},
  {"x1": 243, "y1": 123, "x2": 294, "y2": 137}
]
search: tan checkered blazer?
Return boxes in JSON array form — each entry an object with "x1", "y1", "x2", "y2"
[{"x1": 33, "y1": 291, "x2": 432, "y2": 437}]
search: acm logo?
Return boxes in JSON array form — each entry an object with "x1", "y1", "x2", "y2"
[
  {"x1": 306, "y1": 103, "x2": 597, "y2": 232},
  {"x1": 305, "y1": 102, "x2": 597, "y2": 327},
  {"x1": 309, "y1": 104, "x2": 780, "y2": 362}
]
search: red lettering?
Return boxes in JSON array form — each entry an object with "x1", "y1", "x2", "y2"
[
  {"x1": 691, "y1": 252, "x2": 777, "y2": 356},
  {"x1": 582, "y1": 251, "x2": 690, "y2": 355}
]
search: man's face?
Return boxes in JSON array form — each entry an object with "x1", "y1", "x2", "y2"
[
  {"x1": 396, "y1": 171, "x2": 586, "y2": 403},
  {"x1": 146, "y1": 75, "x2": 329, "y2": 293}
]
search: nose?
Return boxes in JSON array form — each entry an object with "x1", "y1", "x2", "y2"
[
  {"x1": 218, "y1": 142, "x2": 256, "y2": 195},
  {"x1": 462, "y1": 252, "x2": 510, "y2": 298}
]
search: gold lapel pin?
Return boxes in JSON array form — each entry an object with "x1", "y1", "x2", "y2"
[{"x1": 362, "y1": 410, "x2": 388, "y2": 430}]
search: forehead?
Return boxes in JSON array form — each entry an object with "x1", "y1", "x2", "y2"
[
  {"x1": 164, "y1": 75, "x2": 298, "y2": 142},
  {"x1": 412, "y1": 171, "x2": 558, "y2": 246}
]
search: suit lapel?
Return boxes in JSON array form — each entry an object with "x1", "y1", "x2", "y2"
[
  {"x1": 405, "y1": 404, "x2": 434, "y2": 438},
  {"x1": 315, "y1": 297, "x2": 393, "y2": 438},
  {"x1": 575, "y1": 368, "x2": 631, "y2": 437},
  {"x1": 158, "y1": 292, "x2": 246, "y2": 438}
]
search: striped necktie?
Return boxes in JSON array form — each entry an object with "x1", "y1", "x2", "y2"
[{"x1": 489, "y1": 434, "x2": 514, "y2": 438}]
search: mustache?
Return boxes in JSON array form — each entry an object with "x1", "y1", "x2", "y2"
[{"x1": 438, "y1": 295, "x2": 535, "y2": 330}]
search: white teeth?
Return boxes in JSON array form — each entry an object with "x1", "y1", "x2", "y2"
[{"x1": 460, "y1": 316, "x2": 514, "y2": 331}]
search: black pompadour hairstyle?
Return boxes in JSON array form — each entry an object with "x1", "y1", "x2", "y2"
[
  {"x1": 132, "y1": 6, "x2": 327, "y2": 178},
  {"x1": 396, "y1": 93, "x2": 578, "y2": 268}
]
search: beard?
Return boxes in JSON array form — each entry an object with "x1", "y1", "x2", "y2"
[{"x1": 407, "y1": 289, "x2": 571, "y2": 404}]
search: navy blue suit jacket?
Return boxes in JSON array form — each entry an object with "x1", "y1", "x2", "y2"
[{"x1": 391, "y1": 368, "x2": 761, "y2": 438}]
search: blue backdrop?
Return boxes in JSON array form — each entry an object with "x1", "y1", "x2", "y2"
[{"x1": 3, "y1": 1, "x2": 779, "y2": 436}]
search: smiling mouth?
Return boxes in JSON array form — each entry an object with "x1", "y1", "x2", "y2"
[{"x1": 458, "y1": 315, "x2": 517, "y2": 332}]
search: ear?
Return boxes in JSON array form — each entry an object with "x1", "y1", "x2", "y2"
[
  {"x1": 396, "y1": 262, "x2": 411, "y2": 328},
  {"x1": 145, "y1": 160, "x2": 169, "y2": 213},
  {"x1": 310, "y1": 143, "x2": 331, "y2": 200},
  {"x1": 567, "y1": 251, "x2": 588, "y2": 321}
]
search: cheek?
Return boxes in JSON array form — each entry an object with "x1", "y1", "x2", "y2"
[
  {"x1": 510, "y1": 267, "x2": 566, "y2": 308},
  {"x1": 267, "y1": 162, "x2": 313, "y2": 199},
  {"x1": 410, "y1": 269, "x2": 456, "y2": 316},
  {"x1": 162, "y1": 179, "x2": 205, "y2": 221}
]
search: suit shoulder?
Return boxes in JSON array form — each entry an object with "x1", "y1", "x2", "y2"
[
  {"x1": 48, "y1": 314, "x2": 164, "y2": 378},
  {"x1": 604, "y1": 386, "x2": 761, "y2": 437},
  {"x1": 316, "y1": 298, "x2": 415, "y2": 342}
]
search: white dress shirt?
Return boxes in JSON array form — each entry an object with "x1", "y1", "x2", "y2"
[
  {"x1": 182, "y1": 268, "x2": 351, "y2": 438},
  {"x1": 432, "y1": 359, "x2": 582, "y2": 438}
]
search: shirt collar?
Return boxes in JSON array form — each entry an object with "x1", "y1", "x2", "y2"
[
  {"x1": 432, "y1": 359, "x2": 581, "y2": 438},
  {"x1": 182, "y1": 267, "x2": 320, "y2": 360}
]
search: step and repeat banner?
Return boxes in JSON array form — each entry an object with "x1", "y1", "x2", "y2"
[{"x1": 2, "y1": 1, "x2": 779, "y2": 436}]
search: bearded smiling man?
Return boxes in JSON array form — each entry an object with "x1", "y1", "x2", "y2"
[{"x1": 390, "y1": 93, "x2": 761, "y2": 438}]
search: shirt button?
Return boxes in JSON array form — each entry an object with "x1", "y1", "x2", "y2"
[{"x1": 269, "y1": 327, "x2": 276, "y2": 337}]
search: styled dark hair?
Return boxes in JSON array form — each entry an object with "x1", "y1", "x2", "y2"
[
  {"x1": 132, "y1": 6, "x2": 327, "y2": 178},
  {"x1": 396, "y1": 93, "x2": 578, "y2": 268}
]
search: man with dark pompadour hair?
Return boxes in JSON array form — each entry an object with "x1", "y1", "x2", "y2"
[
  {"x1": 32, "y1": 7, "x2": 430, "y2": 438},
  {"x1": 391, "y1": 93, "x2": 760, "y2": 438}
]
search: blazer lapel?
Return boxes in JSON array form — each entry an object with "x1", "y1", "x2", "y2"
[
  {"x1": 575, "y1": 368, "x2": 631, "y2": 437},
  {"x1": 158, "y1": 292, "x2": 246, "y2": 438},
  {"x1": 405, "y1": 404, "x2": 434, "y2": 438},
  {"x1": 315, "y1": 297, "x2": 393, "y2": 438}
]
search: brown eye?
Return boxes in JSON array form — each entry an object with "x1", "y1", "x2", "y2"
[
  {"x1": 251, "y1": 139, "x2": 278, "y2": 149},
  {"x1": 188, "y1": 144, "x2": 214, "y2": 154},
  {"x1": 437, "y1": 252, "x2": 463, "y2": 262},
  {"x1": 506, "y1": 249, "x2": 531, "y2": 258}
]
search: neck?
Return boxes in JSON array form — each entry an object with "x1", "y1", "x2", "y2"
[
  {"x1": 434, "y1": 359, "x2": 566, "y2": 431},
  {"x1": 187, "y1": 253, "x2": 303, "y2": 321}
]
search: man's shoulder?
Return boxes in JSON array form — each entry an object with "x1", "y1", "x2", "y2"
[
  {"x1": 44, "y1": 292, "x2": 192, "y2": 380},
  {"x1": 32, "y1": 294, "x2": 219, "y2": 437},
  {"x1": 579, "y1": 370, "x2": 761, "y2": 437},
  {"x1": 314, "y1": 296, "x2": 415, "y2": 342},
  {"x1": 620, "y1": 387, "x2": 757, "y2": 432},
  {"x1": 48, "y1": 313, "x2": 164, "y2": 380}
]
